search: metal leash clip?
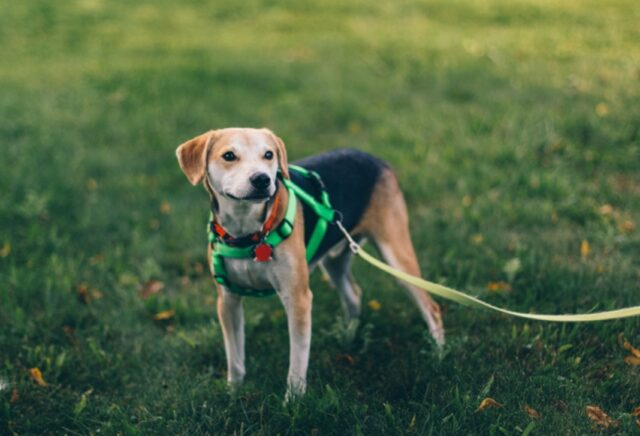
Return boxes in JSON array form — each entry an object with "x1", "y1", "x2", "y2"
[{"x1": 334, "y1": 219, "x2": 360, "y2": 254}]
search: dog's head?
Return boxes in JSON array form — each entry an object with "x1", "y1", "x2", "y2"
[{"x1": 175, "y1": 128, "x2": 289, "y2": 201}]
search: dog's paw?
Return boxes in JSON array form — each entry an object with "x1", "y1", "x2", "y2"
[
  {"x1": 432, "y1": 328, "x2": 445, "y2": 349},
  {"x1": 283, "y1": 378, "x2": 306, "y2": 405}
]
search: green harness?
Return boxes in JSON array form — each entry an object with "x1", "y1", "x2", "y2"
[{"x1": 207, "y1": 165, "x2": 335, "y2": 297}]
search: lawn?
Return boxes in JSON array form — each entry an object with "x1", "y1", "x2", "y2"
[{"x1": 1, "y1": 0, "x2": 639, "y2": 434}]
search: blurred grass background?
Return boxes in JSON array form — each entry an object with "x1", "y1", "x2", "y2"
[{"x1": 1, "y1": 0, "x2": 639, "y2": 434}]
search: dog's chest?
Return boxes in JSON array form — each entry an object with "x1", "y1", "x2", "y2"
[{"x1": 222, "y1": 254, "x2": 292, "y2": 291}]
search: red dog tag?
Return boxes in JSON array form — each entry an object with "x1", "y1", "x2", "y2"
[{"x1": 254, "y1": 243, "x2": 273, "y2": 262}]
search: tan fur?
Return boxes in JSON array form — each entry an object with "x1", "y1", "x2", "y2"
[
  {"x1": 175, "y1": 130, "x2": 218, "y2": 185},
  {"x1": 353, "y1": 169, "x2": 444, "y2": 344}
]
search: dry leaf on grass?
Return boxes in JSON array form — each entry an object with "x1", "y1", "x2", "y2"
[
  {"x1": 621, "y1": 335, "x2": 640, "y2": 358},
  {"x1": 0, "y1": 242, "x2": 10, "y2": 258},
  {"x1": 586, "y1": 405, "x2": 618, "y2": 429},
  {"x1": 336, "y1": 354, "x2": 355, "y2": 366},
  {"x1": 28, "y1": 368, "x2": 47, "y2": 387},
  {"x1": 620, "y1": 220, "x2": 635, "y2": 234},
  {"x1": 76, "y1": 283, "x2": 89, "y2": 304},
  {"x1": 624, "y1": 355, "x2": 640, "y2": 366},
  {"x1": 160, "y1": 201, "x2": 172, "y2": 215},
  {"x1": 580, "y1": 240, "x2": 590, "y2": 259},
  {"x1": 486, "y1": 281, "x2": 512, "y2": 293},
  {"x1": 153, "y1": 309, "x2": 175, "y2": 321},
  {"x1": 76, "y1": 283, "x2": 103, "y2": 304},
  {"x1": 368, "y1": 299, "x2": 381, "y2": 311},
  {"x1": 618, "y1": 333, "x2": 640, "y2": 365},
  {"x1": 140, "y1": 280, "x2": 165, "y2": 299},
  {"x1": 632, "y1": 407, "x2": 640, "y2": 428},
  {"x1": 524, "y1": 405, "x2": 541, "y2": 419},
  {"x1": 475, "y1": 397, "x2": 503, "y2": 413},
  {"x1": 598, "y1": 204, "x2": 614, "y2": 216}
]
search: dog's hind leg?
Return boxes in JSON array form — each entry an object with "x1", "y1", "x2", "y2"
[
  {"x1": 321, "y1": 240, "x2": 365, "y2": 323},
  {"x1": 356, "y1": 170, "x2": 445, "y2": 347}
]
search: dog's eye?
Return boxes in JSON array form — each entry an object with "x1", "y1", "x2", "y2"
[
  {"x1": 264, "y1": 151, "x2": 274, "y2": 160},
  {"x1": 222, "y1": 151, "x2": 236, "y2": 162}
]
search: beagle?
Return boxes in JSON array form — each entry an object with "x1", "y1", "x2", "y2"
[{"x1": 175, "y1": 128, "x2": 444, "y2": 400}]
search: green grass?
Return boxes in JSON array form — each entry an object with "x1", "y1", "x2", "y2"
[{"x1": 1, "y1": 0, "x2": 639, "y2": 433}]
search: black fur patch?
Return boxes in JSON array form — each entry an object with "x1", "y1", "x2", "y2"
[{"x1": 291, "y1": 148, "x2": 389, "y2": 263}]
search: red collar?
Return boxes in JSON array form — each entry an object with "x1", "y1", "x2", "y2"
[{"x1": 211, "y1": 189, "x2": 282, "y2": 246}]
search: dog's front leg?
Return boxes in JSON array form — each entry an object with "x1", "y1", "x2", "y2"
[
  {"x1": 216, "y1": 287, "x2": 245, "y2": 389},
  {"x1": 278, "y1": 284, "x2": 313, "y2": 402}
]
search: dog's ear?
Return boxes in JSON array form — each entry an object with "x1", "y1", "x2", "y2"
[
  {"x1": 263, "y1": 129, "x2": 289, "y2": 179},
  {"x1": 175, "y1": 130, "x2": 218, "y2": 185}
]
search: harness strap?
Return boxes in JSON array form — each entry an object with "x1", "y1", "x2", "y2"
[{"x1": 209, "y1": 165, "x2": 335, "y2": 297}]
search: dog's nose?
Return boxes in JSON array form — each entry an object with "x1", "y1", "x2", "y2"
[{"x1": 250, "y1": 173, "x2": 271, "y2": 190}]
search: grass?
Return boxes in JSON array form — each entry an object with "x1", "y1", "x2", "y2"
[{"x1": 1, "y1": 0, "x2": 639, "y2": 433}]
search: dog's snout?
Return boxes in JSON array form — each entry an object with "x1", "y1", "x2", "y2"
[{"x1": 250, "y1": 173, "x2": 271, "y2": 190}]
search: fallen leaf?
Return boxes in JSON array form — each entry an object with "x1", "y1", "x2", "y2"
[
  {"x1": 368, "y1": 299, "x2": 381, "y2": 311},
  {"x1": 193, "y1": 262, "x2": 204, "y2": 275},
  {"x1": 160, "y1": 201, "x2": 171, "y2": 215},
  {"x1": 0, "y1": 242, "x2": 10, "y2": 258},
  {"x1": 580, "y1": 240, "x2": 590, "y2": 259},
  {"x1": 598, "y1": 204, "x2": 614, "y2": 216},
  {"x1": 140, "y1": 280, "x2": 165, "y2": 299},
  {"x1": 623, "y1": 340, "x2": 640, "y2": 358},
  {"x1": 153, "y1": 309, "x2": 175, "y2": 321},
  {"x1": 624, "y1": 355, "x2": 640, "y2": 366},
  {"x1": 91, "y1": 289, "x2": 104, "y2": 300},
  {"x1": 619, "y1": 333, "x2": 640, "y2": 358},
  {"x1": 621, "y1": 220, "x2": 636, "y2": 234},
  {"x1": 336, "y1": 354, "x2": 355, "y2": 366},
  {"x1": 586, "y1": 405, "x2": 618, "y2": 429},
  {"x1": 348, "y1": 121, "x2": 362, "y2": 134},
  {"x1": 475, "y1": 397, "x2": 503, "y2": 413},
  {"x1": 11, "y1": 388, "x2": 19, "y2": 403},
  {"x1": 88, "y1": 253, "x2": 105, "y2": 265},
  {"x1": 632, "y1": 407, "x2": 640, "y2": 428},
  {"x1": 86, "y1": 178, "x2": 98, "y2": 191},
  {"x1": 28, "y1": 368, "x2": 47, "y2": 387},
  {"x1": 470, "y1": 233, "x2": 484, "y2": 245},
  {"x1": 76, "y1": 283, "x2": 89, "y2": 304},
  {"x1": 595, "y1": 102, "x2": 609, "y2": 117},
  {"x1": 524, "y1": 405, "x2": 541, "y2": 419},
  {"x1": 462, "y1": 195, "x2": 472, "y2": 207},
  {"x1": 486, "y1": 281, "x2": 512, "y2": 293}
]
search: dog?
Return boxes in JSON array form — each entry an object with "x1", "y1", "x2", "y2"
[{"x1": 175, "y1": 127, "x2": 444, "y2": 399}]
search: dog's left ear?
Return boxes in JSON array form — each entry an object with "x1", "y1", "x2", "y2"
[
  {"x1": 175, "y1": 130, "x2": 218, "y2": 185},
  {"x1": 263, "y1": 128, "x2": 289, "y2": 179}
]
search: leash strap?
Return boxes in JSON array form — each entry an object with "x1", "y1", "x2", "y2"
[{"x1": 335, "y1": 221, "x2": 640, "y2": 322}]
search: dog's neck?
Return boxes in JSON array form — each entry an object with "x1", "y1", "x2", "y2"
[{"x1": 212, "y1": 194, "x2": 272, "y2": 237}]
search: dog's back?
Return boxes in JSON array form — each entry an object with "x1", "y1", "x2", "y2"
[{"x1": 291, "y1": 148, "x2": 389, "y2": 263}]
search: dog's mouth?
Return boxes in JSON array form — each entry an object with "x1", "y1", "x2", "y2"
[{"x1": 225, "y1": 191, "x2": 271, "y2": 202}]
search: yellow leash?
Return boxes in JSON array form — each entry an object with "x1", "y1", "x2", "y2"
[{"x1": 335, "y1": 222, "x2": 640, "y2": 322}]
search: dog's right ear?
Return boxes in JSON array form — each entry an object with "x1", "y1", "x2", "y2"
[{"x1": 175, "y1": 130, "x2": 218, "y2": 185}]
